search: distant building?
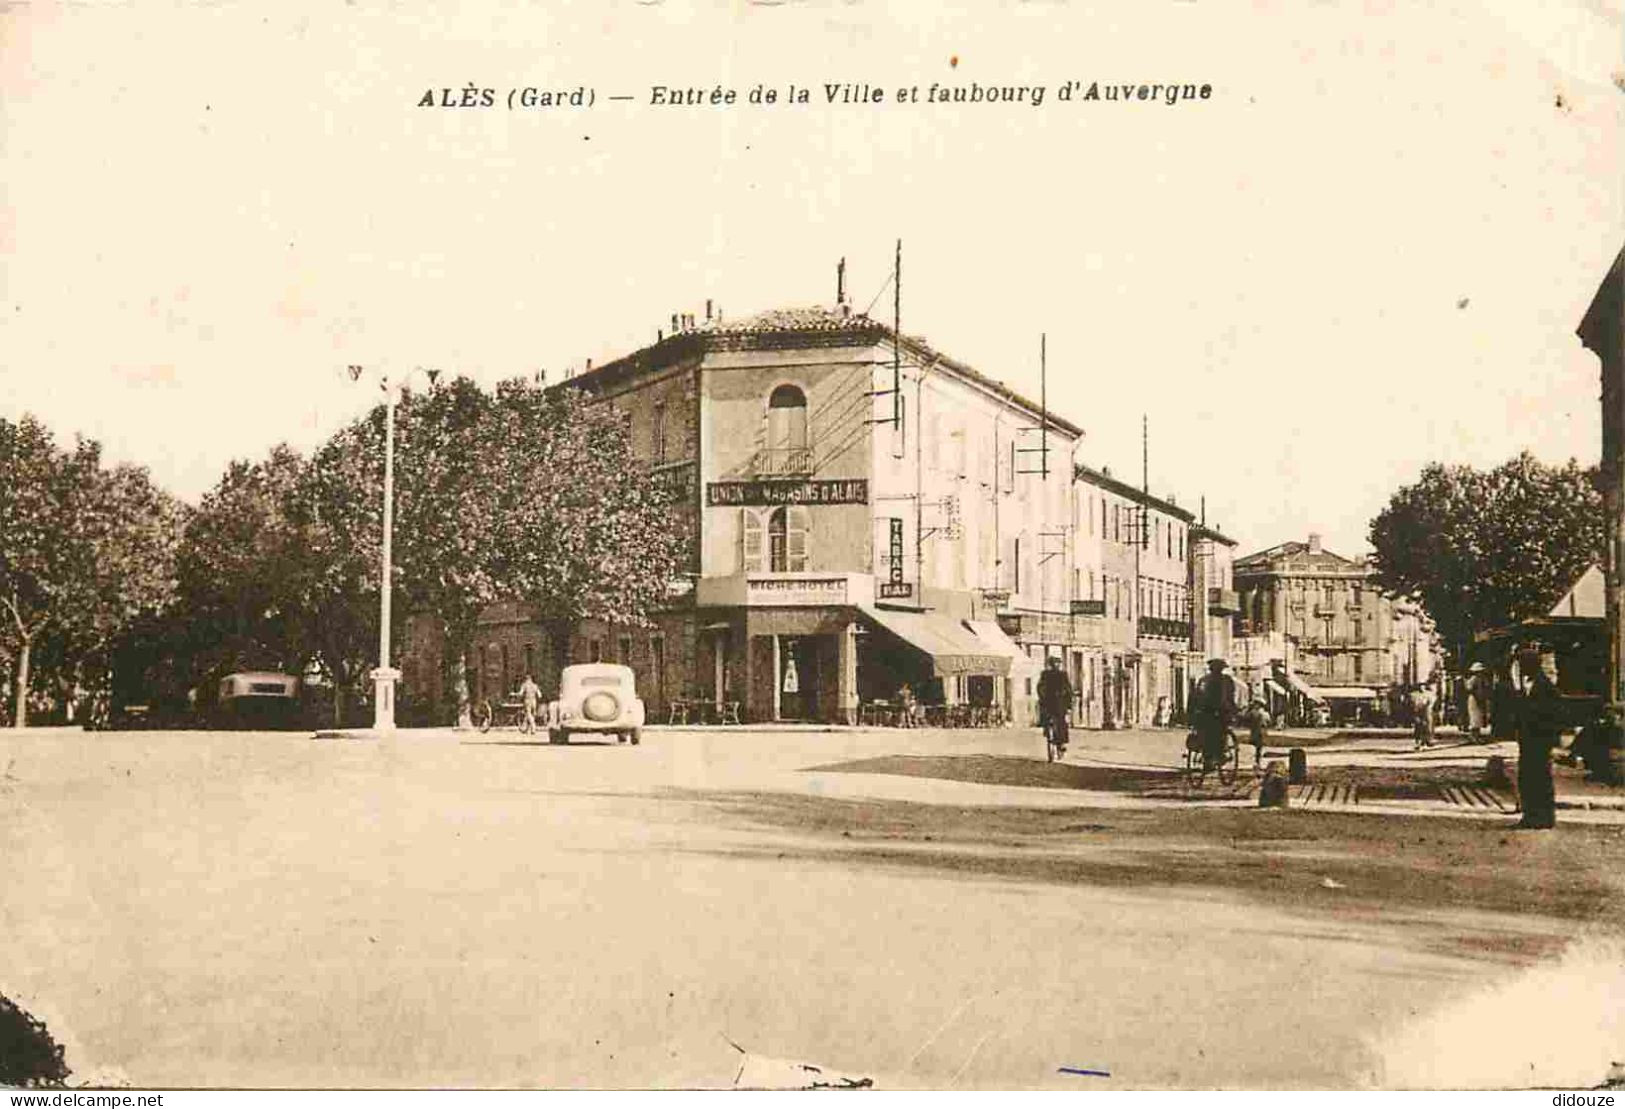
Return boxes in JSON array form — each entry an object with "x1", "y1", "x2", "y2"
[
  {"x1": 1233, "y1": 533, "x2": 1440, "y2": 721},
  {"x1": 1069, "y1": 464, "x2": 1201, "y2": 728},
  {"x1": 1190, "y1": 522, "x2": 1240, "y2": 674}
]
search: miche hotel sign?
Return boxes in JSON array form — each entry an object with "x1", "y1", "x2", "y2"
[{"x1": 705, "y1": 479, "x2": 869, "y2": 507}]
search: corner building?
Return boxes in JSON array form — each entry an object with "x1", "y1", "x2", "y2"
[{"x1": 506, "y1": 304, "x2": 1093, "y2": 725}]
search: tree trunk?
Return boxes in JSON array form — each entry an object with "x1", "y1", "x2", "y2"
[
  {"x1": 548, "y1": 623, "x2": 572, "y2": 682},
  {"x1": 12, "y1": 637, "x2": 30, "y2": 728},
  {"x1": 452, "y1": 654, "x2": 472, "y2": 728}
]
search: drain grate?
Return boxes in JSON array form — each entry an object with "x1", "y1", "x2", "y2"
[
  {"x1": 1293, "y1": 783, "x2": 1359, "y2": 809},
  {"x1": 1438, "y1": 784, "x2": 1515, "y2": 812}
]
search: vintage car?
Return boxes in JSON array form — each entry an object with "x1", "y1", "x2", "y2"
[
  {"x1": 547, "y1": 663, "x2": 644, "y2": 745},
  {"x1": 211, "y1": 671, "x2": 304, "y2": 730}
]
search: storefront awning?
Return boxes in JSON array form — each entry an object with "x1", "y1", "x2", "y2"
[
  {"x1": 1310, "y1": 685, "x2": 1381, "y2": 701},
  {"x1": 1263, "y1": 678, "x2": 1287, "y2": 697},
  {"x1": 860, "y1": 607, "x2": 1011, "y2": 678},
  {"x1": 1284, "y1": 671, "x2": 1325, "y2": 702},
  {"x1": 964, "y1": 620, "x2": 1042, "y2": 675}
]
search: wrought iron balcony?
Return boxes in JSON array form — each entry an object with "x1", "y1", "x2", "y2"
[
  {"x1": 1137, "y1": 617, "x2": 1193, "y2": 642},
  {"x1": 752, "y1": 447, "x2": 815, "y2": 476}
]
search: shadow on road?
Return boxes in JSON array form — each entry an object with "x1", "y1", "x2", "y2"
[{"x1": 676, "y1": 788, "x2": 1624, "y2": 968}]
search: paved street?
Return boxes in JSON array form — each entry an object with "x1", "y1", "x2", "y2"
[{"x1": 2, "y1": 724, "x2": 1622, "y2": 1089}]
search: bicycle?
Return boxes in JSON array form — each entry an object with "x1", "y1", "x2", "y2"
[
  {"x1": 1183, "y1": 727, "x2": 1240, "y2": 787},
  {"x1": 1042, "y1": 714, "x2": 1069, "y2": 763}
]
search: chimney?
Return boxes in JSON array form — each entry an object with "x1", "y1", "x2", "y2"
[
  {"x1": 1307, "y1": 532, "x2": 1322, "y2": 554},
  {"x1": 705, "y1": 299, "x2": 713, "y2": 322},
  {"x1": 837, "y1": 257, "x2": 848, "y2": 307},
  {"x1": 585, "y1": 358, "x2": 592, "y2": 371},
  {"x1": 671, "y1": 313, "x2": 679, "y2": 333}
]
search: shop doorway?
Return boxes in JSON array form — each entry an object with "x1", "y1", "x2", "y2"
[{"x1": 778, "y1": 636, "x2": 818, "y2": 720}]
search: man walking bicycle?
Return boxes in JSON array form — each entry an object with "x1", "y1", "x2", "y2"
[{"x1": 1191, "y1": 658, "x2": 1239, "y2": 771}]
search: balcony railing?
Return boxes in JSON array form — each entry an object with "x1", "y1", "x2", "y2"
[
  {"x1": 752, "y1": 447, "x2": 815, "y2": 476},
  {"x1": 1207, "y1": 588, "x2": 1240, "y2": 615},
  {"x1": 1138, "y1": 617, "x2": 1193, "y2": 642}
]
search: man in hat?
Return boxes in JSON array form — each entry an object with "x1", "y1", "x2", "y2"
[
  {"x1": 1513, "y1": 644, "x2": 1563, "y2": 829},
  {"x1": 1464, "y1": 661, "x2": 1489, "y2": 741},
  {"x1": 1191, "y1": 658, "x2": 1238, "y2": 770}
]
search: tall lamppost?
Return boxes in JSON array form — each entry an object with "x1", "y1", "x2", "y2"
[{"x1": 347, "y1": 364, "x2": 440, "y2": 735}]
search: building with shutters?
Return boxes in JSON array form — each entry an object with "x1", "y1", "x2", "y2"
[
  {"x1": 404, "y1": 289, "x2": 1254, "y2": 730},
  {"x1": 410, "y1": 298, "x2": 1096, "y2": 725}
]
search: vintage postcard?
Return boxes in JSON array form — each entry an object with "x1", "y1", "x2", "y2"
[{"x1": 1, "y1": 0, "x2": 1622, "y2": 1094}]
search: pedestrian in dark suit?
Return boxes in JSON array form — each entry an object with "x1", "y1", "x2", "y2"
[{"x1": 1514, "y1": 646, "x2": 1563, "y2": 830}]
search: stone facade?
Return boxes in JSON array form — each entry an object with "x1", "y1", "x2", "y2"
[{"x1": 1234, "y1": 533, "x2": 1441, "y2": 717}]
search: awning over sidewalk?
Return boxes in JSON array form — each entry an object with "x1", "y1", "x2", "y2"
[
  {"x1": 1309, "y1": 685, "x2": 1381, "y2": 701},
  {"x1": 1263, "y1": 678, "x2": 1287, "y2": 697},
  {"x1": 964, "y1": 620, "x2": 1041, "y2": 676},
  {"x1": 860, "y1": 607, "x2": 1011, "y2": 678},
  {"x1": 1284, "y1": 671, "x2": 1325, "y2": 703}
]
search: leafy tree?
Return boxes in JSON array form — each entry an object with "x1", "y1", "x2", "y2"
[
  {"x1": 485, "y1": 381, "x2": 688, "y2": 671},
  {"x1": 1367, "y1": 452, "x2": 1605, "y2": 662},
  {"x1": 387, "y1": 378, "x2": 500, "y2": 724},
  {"x1": 175, "y1": 447, "x2": 313, "y2": 683},
  {"x1": 0, "y1": 416, "x2": 184, "y2": 726}
]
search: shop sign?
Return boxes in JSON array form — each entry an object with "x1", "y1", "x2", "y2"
[
  {"x1": 745, "y1": 576, "x2": 852, "y2": 606},
  {"x1": 878, "y1": 582, "x2": 914, "y2": 599},
  {"x1": 706, "y1": 478, "x2": 868, "y2": 507}
]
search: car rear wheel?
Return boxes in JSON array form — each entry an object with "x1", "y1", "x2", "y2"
[
  {"x1": 630, "y1": 728, "x2": 641, "y2": 746},
  {"x1": 549, "y1": 729, "x2": 566, "y2": 745}
]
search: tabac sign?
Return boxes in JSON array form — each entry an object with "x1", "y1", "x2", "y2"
[{"x1": 705, "y1": 479, "x2": 869, "y2": 507}]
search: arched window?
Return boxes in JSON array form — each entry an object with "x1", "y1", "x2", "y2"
[
  {"x1": 766, "y1": 384, "x2": 809, "y2": 461},
  {"x1": 767, "y1": 506, "x2": 809, "y2": 572}
]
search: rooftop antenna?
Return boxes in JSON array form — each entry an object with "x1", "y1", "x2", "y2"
[
  {"x1": 866, "y1": 240, "x2": 903, "y2": 434},
  {"x1": 1016, "y1": 333, "x2": 1051, "y2": 477}
]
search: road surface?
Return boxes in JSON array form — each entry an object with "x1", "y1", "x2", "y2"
[{"x1": 1, "y1": 724, "x2": 1620, "y2": 1088}]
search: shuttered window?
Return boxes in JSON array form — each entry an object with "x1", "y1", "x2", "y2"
[{"x1": 742, "y1": 510, "x2": 764, "y2": 572}]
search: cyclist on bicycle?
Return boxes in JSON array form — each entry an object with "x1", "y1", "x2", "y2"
[
  {"x1": 1037, "y1": 657, "x2": 1073, "y2": 756},
  {"x1": 1191, "y1": 658, "x2": 1238, "y2": 771}
]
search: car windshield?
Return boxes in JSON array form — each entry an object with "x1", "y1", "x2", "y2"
[{"x1": 579, "y1": 676, "x2": 623, "y2": 688}]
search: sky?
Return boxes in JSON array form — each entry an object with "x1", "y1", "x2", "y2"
[{"x1": 2, "y1": 0, "x2": 1621, "y2": 559}]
